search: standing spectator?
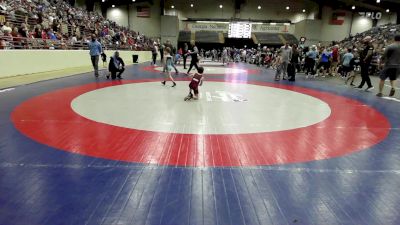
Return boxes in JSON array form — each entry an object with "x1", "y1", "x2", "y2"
[
  {"x1": 305, "y1": 46, "x2": 318, "y2": 78},
  {"x1": 159, "y1": 43, "x2": 164, "y2": 62},
  {"x1": 88, "y1": 34, "x2": 102, "y2": 77},
  {"x1": 151, "y1": 42, "x2": 158, "y2": 65},
  {"x1": 356, "y1": 36, "x2": 374, "y2": 91},
  {"x1": 331, "y1": 45, "x2": 340, "y2": 76},
  {"x1": 376, "y1": 34, "x2": 400, "y2": 97},
  {"x1": 280, "y1": 43, "x2": 292, "y2": 80},
  {"x1": 318, "y1": 47, "x2": 332, "y2": 77},
  {"x1": 342, "y1": 48, "x2": 354, "y2": 77},
  {"x1": 289, "y1": 44, "x2": 300, "y2": 81},
  {"x1": 346, "y1": 49, "x2": 361, "y2": 86},
  {"x1": 274, "y1": 50, "x2": 284, "y2": 81}
]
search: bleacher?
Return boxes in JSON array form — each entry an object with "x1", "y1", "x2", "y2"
[
  {"x1": 194, "y1": 31, "x2": 223, "y2": 43},
  {"x1": 178, "y1": 31, "x2": 191, "y2": 43},
  {"x1": 0, "y1": 0, "x2": 152, "y2": 50},
  {"x1": 282, "y1": 33, "x2": 299, "y2": 45},
  {"x1": 253, "y1": 33, "x2": 283, "y2": 45}
]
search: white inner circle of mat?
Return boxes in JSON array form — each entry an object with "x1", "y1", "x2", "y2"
[
  {"x1": 71, "y1": 82, "x2": 331, "y2": 135},
  {"x1": 153, "y1": 65, "x2": 248, "y2": 74}
]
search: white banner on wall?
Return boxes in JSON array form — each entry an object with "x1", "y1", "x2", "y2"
[
  {"x1": 251, "y1": 24, "x2": 289, "y2": 33},
  {"x1": 183, "y1": 22, "x2": 294, "y2": 34},
  {"x1": 185, "y1": 23, "x2": 229, "y2": 32}
]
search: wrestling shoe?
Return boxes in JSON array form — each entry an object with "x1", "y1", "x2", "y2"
[{"x1": 389, "y1": 88, "x2": 396, "y2": 97}]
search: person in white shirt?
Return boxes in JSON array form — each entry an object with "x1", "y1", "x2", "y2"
[{"x1": 280, "y1": 43, "x2": 292, "y2": 79}]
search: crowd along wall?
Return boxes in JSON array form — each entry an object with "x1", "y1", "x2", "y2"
[
  {"x1": 295, "y1": 6, "x2": 397, "y2": 44},
  {"x1": 0, "y1": 50, "x2": 152, "y2": 78}
]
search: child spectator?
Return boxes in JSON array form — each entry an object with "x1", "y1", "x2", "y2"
[
  {"x1": 101, "y1": 52, "x2": 107, "y2": 67},
  {"x1": 274, "y1": 50, "x2": 284, "y2": 81}
]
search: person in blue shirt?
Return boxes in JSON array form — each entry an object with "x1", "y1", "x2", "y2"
[
  {"x1": 342, "y1": 48, "x2": 354, "y2": 77},
  {"x1": 88, "y1": 34, "x2": 102, "y2": 77},
  {"x1": 305, "y1": 46, "x2": 318, "y2": 78},
  {"x1": 317, "y1": 47, "x2": 332, "y2": 77}
]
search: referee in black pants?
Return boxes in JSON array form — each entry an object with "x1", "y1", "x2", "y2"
[
  {"x1": 187, "y1": 42, "x2": 200, "y2": 74},
  {"x1": 183, "y1": 43, "x2": 188, "y2": 69}
]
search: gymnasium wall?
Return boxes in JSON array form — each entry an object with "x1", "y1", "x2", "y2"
[
  {"x1": 294, "y1": 6, "x2": 397, "y2": 44},
  {"x1": 106, "y1": 1, "x2": 161, "y2": 38},
  {"x1": 0, "y1": 50, "x2": 152, "y2": 78},
  {"x1": 107, "y1": 6, "x2": 129, "y2": 28},
  {"x1": 102, "y1": 0, "x2": 397, "y2": 44},
  {"x1": 164, "y1": 0, "x2": 317, "y2": 23},
  {"x1": 160, "y1": 16, "x2": 179, "y2": 47}
]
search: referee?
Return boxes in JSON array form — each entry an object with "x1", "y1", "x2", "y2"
[{"x1": 186, "y1": 41, "x2": 200, "y2": 74}]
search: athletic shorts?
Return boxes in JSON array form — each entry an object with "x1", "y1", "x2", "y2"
[
  {"x1": 380, "y1": 67, "x2": 399, "y2": 81},
  {"x1": 318, "y1": 62, "x2": 330, "y2": 70},
  {"x1": 343, "y1": 65, "x2": 353, "y2": 72},
  {"x1": 189, "y1": 83, "x2": 199, "y2": 95}
]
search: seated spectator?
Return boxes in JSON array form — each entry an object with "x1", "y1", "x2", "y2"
[
  {"x1": 0, "y1": 38, "x2": 6, "y2": 49},
  {"x1": 1, "y1": 21, "x2": 11, "y2": 33}
]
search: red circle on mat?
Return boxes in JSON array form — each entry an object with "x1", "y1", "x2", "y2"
[
  {"x1": 11, "y1": 79, "x2": 391, "y2": 167},
  {"x1": 141, "y1": 65, "x2": 261, "y2": 76}
]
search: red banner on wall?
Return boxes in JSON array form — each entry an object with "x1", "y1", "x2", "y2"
[
  {"x1": 137, "y1": 6, "x2": 150, "y2": 18},
  {"x1": 331, "y1": 12, "x2": 346, "y2": 25}
]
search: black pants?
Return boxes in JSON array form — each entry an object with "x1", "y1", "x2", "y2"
[
  {"x1": 187, "y1": 60, "x2": 199, "y2": 73},
  {"x1": 152, "y1": 53, "x2": 157, "y2": 65},
  {"x1": 110, "y1": 68, "x2": 125, "y2": 79},
  {"x1": 91, "y1": 55, "x2": 99, "y2": 75},
  {"x1": 305, "y1": 60, "x2": 315, "y2": 75},
  {"x1": 358, "y1": 63, "x2": 373, "y2": 88},
  {"x1": 183, "y1": 55, "x2": 187, "y2": 69}
]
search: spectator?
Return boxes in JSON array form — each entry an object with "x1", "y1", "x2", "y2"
[
  {"x1": 376, "y1": 34, "x2": 400, "y2": 97},
  {"x1": 1, "y1": 21, "x2": 11, "y2": 33},
  {"x1": 280, "y1": 43, "x2": 292, "y2": 80},
  {"x1": 305, "y1": 45, "x2": 318, "y2": 78}
]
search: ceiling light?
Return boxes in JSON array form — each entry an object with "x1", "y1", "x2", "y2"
[
  {"x1": 219, "y1": 4, "x2": 223, "y2": 9},
  {"x1": 258, "y1": 5, "x2": 261, "y2": 10},
  {"x1": 112, "y1": 4, "x2": 115, "y2": 7},
  {"x1": 102, "y1": 0, "x2": 105, "y2": 2},
  {"x1": 351, "y1": 6, "x2": 355, "y2": 10},
  {"x1": 190, "y1": 4, "x2": 193, "y2": 7},
  {"x1": 132, "y1": 0, "x2": 135, "y2": 2},
  {"x1": 171, "y1": 5, "x2": 174, "y2": 9},
  {"x1": 302, "y1": 9, "x2": 306, "y2": 13},
  {"x1": 376, "y1": 0, "x2": 380, "y2": 3},
  {"x1": 270, "y1": 22, "x2": 277, "y2": 25},
  {"x1": 386, "y1": 9, "x2": 390, "y2": 12},
  {"x1": 286, "y1": 6, "x2": 290, "y2": 10}
]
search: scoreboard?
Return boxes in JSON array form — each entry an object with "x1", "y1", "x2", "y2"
[{"x1": 228, "y1": 23, "x2": 252, "y2": 38}]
